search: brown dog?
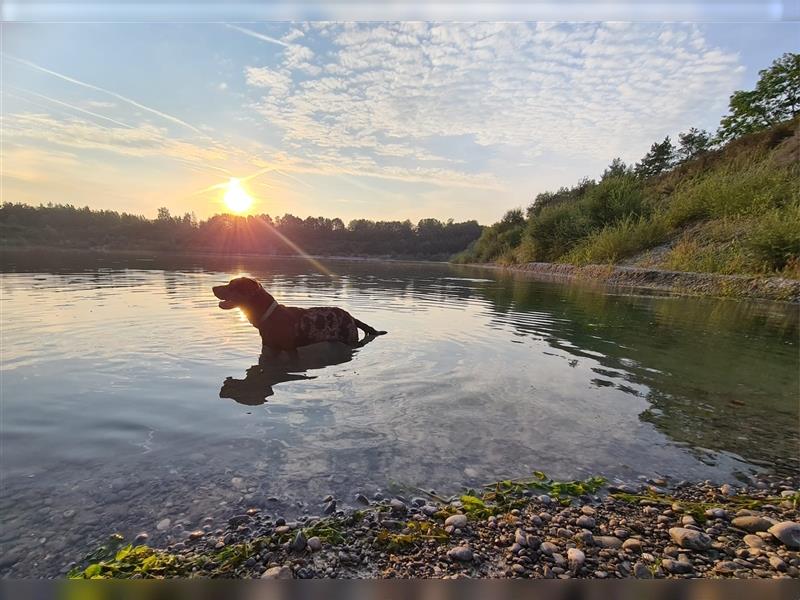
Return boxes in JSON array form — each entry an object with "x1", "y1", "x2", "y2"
[{"x1": 212, "y1": 277, "x2": 386, "y2": 356}]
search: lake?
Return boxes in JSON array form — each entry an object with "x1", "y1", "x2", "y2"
[{"x1": 1, "y1": 251, "x2": 798, "y2": 576}]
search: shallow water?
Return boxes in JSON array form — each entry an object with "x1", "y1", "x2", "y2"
[{"x1": 1, "y1": 251, "x2": 798, "y2": 576}]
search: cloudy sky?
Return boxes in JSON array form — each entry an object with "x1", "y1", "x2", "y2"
[{"x1": 3, "y1": 21, "x2": 797, "y2": 223}]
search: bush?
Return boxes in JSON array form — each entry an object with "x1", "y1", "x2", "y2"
[
  {"x1": 524, "y1": 202, "x2": 591, "y2": 262},
  {"x1": 745, "y1": 203, "x2": 800, "y2": 271},
  {"x1": 565, "y1": 215, "x2": 670, "y2": 265}
]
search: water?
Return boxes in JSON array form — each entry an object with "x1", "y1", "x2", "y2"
[{"x1": 1, "y1": 250, "x2": 798, "y2": 576}]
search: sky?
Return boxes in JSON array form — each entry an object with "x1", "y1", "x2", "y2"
[{"x1": 2, "y1": 21, "x2": 798, "y2": 224}]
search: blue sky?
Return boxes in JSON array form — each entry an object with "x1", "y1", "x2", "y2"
[{"x1": 3, "y1": 21, "x2": 798, "y2": 223}]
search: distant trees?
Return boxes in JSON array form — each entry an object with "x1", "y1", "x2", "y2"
[
  {"x1": 717, "y1": 52, "x2": 799, "y2": 143},
  {"x1": 677, "y1": 128, "x2": 712, "y2": 162},
  {"x1": 0, "y1": 203, "x2": 482, "y2": 259}
]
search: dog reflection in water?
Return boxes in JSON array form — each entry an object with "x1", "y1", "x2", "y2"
[{"x1": 220, "y1": 338, "x2": 375, "y2": 406}]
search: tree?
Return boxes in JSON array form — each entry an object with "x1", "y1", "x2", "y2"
[
  {"x1": 601, "y1": 157, "x2": 630, "y2": 180},
  {"x1": 635, "y1": 137, "x2": 676, "y2": 179},
  {"x1": 677, "y1": 128, "x2": 712, "y2": 162},
  {"x1": 156, "y1": 207, "x2": 172, "y2": 221},
  {"x1": 717, "y1": 52, "x2": 800, "y2": 143}
]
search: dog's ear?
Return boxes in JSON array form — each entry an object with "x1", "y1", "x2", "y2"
[{"x1": 238, "y1": 277, "x2": 262, "y2": 296}]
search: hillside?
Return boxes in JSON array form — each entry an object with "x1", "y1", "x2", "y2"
[{"x1": 454, "y1": 118, "x2": 799, "y2": 279}]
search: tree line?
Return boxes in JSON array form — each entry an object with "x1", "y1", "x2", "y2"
[{"x1": 0, "y1": 203, "x2": 483, "y2": 260}]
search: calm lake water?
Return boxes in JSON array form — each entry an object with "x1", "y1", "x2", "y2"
[{"x1": 1, "y1": 251, "x2": 798, "y2": 576}]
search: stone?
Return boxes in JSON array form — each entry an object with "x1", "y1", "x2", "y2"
[
  {"x1": 156, "y1": 518, "x2": 171, "y2": 531},
  {"x1": 290, "y1": 530, "x2": 307, "y2": 552},
  {"x1": 231, "y1": 477, "x2": 245, "y2": 490},
  {"x1": 663, "y1": 559, "x2": 692, "y2": 574},
  {"x1": 743, "y1": 534, "x2": 765, "y2": 548},
  {"x1": 188, "y1": 530, "x2": 204, "y2": 540},
  {"x1": 719, "y1": 484, "x2": 735, "y2": 496},
  {"x1": 713, "y1": 561, "x2": 738, "y2": 575},
  {"x1": 581, "y1": 506, "x2": 596, "y2": 516},
  {"x1": 445, "y1": 514, "x2": 467, "y2": 529},
  {"x1": 134, "y1": 532, "x2": 149, "y2": 544},
  {"x1": 540, "y1": 541, "x2": 558, "y2": 555},
  {"x1": 261, "y1": 566, "x2": 293, "y2": 579},
  {"x1": 669, "y1": 527, "x2": 711, "y2": 551},
  {"x1": 389, "y1": 499, "x2": 407, "y2": 515},
  {"x1": 307, "y1": 536, "x2": 322, "y2": 552},
  {"x1": 594, "y1": 536, "x2": 623, "y2": 549},
  {"x1": 768, "y1": 521, "x2": 800, "y2": 549},
  {"x1": 514, "y1": 529, "x2": 528, "y2": 547},
  {"x1": 622, "y1": 538, "x2": 642, "y2": 553},
  {"x1": 447, "y1": 546, "x2": 473, "y2": 562},
  {"x1": 769, "y1": 556, "x2": 787, "y2": 572},
  {"x1": 538, "y1": 495, "x2": 552, "y2": 505},
  {"x1": 323, "y1": 501, "x2": 336, "y2": 515},
  {"x1": 354, "y1": 493, "x2": 370, "y2": 505},
  {"x1": 732, "y1": 516, "x2": 774, "y2": 533},
  {"x1": 421, "y1": 505, "x2": 439, "y2": 517},
  {"x1": 705, "y1": 508, "x2": 727, "y2": 520},
  {"x1": 567, "y1": 547, "x2": 585, "y2": 572},
  {"x1": 576, "y1": 515, "x2": 596, "y2": 529}
]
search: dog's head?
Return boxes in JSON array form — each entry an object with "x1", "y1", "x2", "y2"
[{"x1": 212, "y1": 277, "x2": 274, "y2": 318}]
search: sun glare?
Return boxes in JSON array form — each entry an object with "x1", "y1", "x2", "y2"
[{"x1": 223, "y1": 178, "x2": 254, "y2": 214}]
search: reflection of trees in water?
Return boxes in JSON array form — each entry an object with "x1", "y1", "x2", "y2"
[{"x1": 461, "y1": 266, "x2": 799, "y2": 473}]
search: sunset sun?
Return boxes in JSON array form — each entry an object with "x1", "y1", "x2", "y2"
[{"x1": 223, "y1": 178, "x2": 253, "y2": 214}]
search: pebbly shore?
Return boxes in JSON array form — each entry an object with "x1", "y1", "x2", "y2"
[{"x1": 68, "y1": 473, "x2": 800, "y2": 579}]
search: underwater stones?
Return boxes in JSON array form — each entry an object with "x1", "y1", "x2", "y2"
[{"x1": 156, "y1": 518, "x2": 171, "y2": 531}]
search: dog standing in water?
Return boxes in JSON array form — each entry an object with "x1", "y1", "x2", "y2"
[{"x1": 213, "y1": 276, "x2": 387, "y2": 356}]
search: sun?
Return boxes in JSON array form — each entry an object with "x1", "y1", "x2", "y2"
[{"x1": 223, "y1": 178, "x2": 254, "y2": 214}]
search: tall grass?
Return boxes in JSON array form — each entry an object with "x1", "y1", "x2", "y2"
[{"x1": 564, "y1": 215, "x2": 670, "y2": 265}]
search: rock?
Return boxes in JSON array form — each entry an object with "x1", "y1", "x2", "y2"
[
  {"x1": 552, "y1": 553, "x2": 567, "y2": 568},
  {"x1": 567, "y1": 547, "x2": 585, "y2": 572},
  {"x1": 275, "y1": 526, "x2": 291, "y2": 535},
  {"x1": 261, "y1": 565, "x2": 293, "y2": 579},
  {"x1": 540, "y1": 541, "x2": 558, "y2": 555},
  {"x1": 713, "y1": 561, "x2": 738, "y2": 575},
  {"x1": 514, "y1": 529, "x2": 528, "y2": 547},
  {"x1": 633, "y1": 562, "x2": 652, "y2": 579},
  {"x1": 231, "y1": 477, "x2": 245, "y2": 490},
  {"x1": 705, "y1": 508, "x2": 727, "y2": 520},
  {"x1": 538, "y1": 495, "x2": 552, "y2": 505},
  {"x1": 511, "y1": 563, "x2": 526, "y2": 575},
  {"x1": 421, "y1": 505, "x2": 438, "y2": 517},
  {"x1": 354, "y1": 493, "x2": 370, "y2": 505},
  {"x1": 134, "y1": 532, "x2": 149, "y2": 544},
  {"x1": 580, "y1": 506, "x2": 596, "y2": 516},
  {"x1": 681, "y1": 515, "x2": 696, "y2": 526},
  {"x1": 323, "y1": 501, "x2": 336, "y2": 515},
  {"x1": 732, "y1": 516, "x2": 774, "y2": 533},
  {"x1": 188, "y1": 530, "x2": 204, "y2": 540},
  {"x1": 322, "y1": 494, "x2": 333, "y2": 503},
  {"x1": 307, "y1": 536, "x2": 322, "y2": 552},
  {"x1": 576, "y1": 515, "x2": 596, "y2": 529},
  {"x1": 574, "y1": 530, "x2": 594, "y2": 545},
  {"x1": 290, "y1": 530, "x2": 307, "y2": 552},
  {"x1": 622, "y1": 538, "x2": 642, "y2": 553},
  {"x1": 411, "y1": 497, "x2": 426, "y2": 507},
  {"x1": 768, "y1": 521, "x2": 800, "y2": 549},
  {"x1": 445, "y1": 514, "x2": 467, "y2": 529},
  {"x1": 669, "y1": 527, "x2": 711, "y2": 551},
  {"x1": 228, "y1": 514, "x2": 250, "y2": 527},
  {"x1": 769, "y1": 555, "x2": 787, "y2": 572},
  {"x1": 389, "y1": 499, "x2": 407, "y2": 515},
  {"x1": 663, "y1": 559, "x2": 693, "y2": 574},
  {"x1": 719, "y1": 484, "x2": 735, "y2": 496},
  {"x1": 62, "y1": 509, "x2": 76, "y2": 519},
  {"x1": 594, "y1": 536, "x2": 623, "y2": 549},
  {"x1": 156, "y1": 518, "x2": 171, "y2": 531},
  {"x1": 743, "y1": 534, "x2": 764, "y2": 548},
  {"x1": 447, "y1": 546, "x2": 473, "y2": 562}
]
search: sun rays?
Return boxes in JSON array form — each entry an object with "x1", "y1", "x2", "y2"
[{"x1": 223, "y1": 178, "x2": 254, "y2": 214}]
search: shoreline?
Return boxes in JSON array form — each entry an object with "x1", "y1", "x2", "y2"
[
  {"x1": 66, "y1": 474, "x2": 800, "y2": 580},
  {"x1": 463, "y1": 262, "x2": 800, "y2": 303}
]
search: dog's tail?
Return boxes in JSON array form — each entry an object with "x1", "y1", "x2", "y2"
[{"x1": 354, "y1": 319, "x2": 387, "y2": 337}]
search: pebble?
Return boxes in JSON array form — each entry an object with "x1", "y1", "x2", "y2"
[
  {"x1": 231, "y1": 477, "x2": 244, "y2": 490},
  {"x1": 743, "y1": 534, "x2": 764, "y2": 548},
  {"x1": 731, "y1": 516, "x2": 774, "y2": 533},
  {"x1": 576, "y1": 515, "x2": 595, "y2": 529},
  {"x1": 622, "y1": 538, "x2": 642, "y2": 553},
  {"x1": 713, "y1": 561, "x2": 738, "y2": 575},
  {"x1": 290, "y1": 530, "x2": 307, "y2": 552},
  {"x1": 389, "y1": 499, "x2": 407, "y2": 515},
  {"x1": 514, "y1": 529, "x2": 527, "y2": 547},
  {"x1": 633, "y1": 562, "x2": 652, "y2": 579},
  {"x1": 769, "y1": 556, "x2": 787, "y2": 572},
  {"x1": 594, "y1": 536, "x2": 623, "y2": 549},
  {"x1": 567, "y1": 547, "x2": 585, "y2": 572},
  {"x1": 188, "y1": 530, "x2": 204, "y2": 540},
  {"x1": 669, "y1": 527, "x2": 711, "y2": 551},
  {"x1": 134, "y1": 532, "x2": 149, "y2": 544},
  {"x1": 719, "y1": 484, "x2": 735, "y2": 496},
  {"x1": 540, "y1": 542, "x2": 558, "y2": 555},
  {"x1": 538, "y1": 495, "x2": 552, "y2": 505},
  {"x1": 581, "y1": 506, "x2": 596, "y2": 516},
  {"x1": 705, "y1": 508, "x2": 727, "y2": 520},
  {"x1": 261, "y1": 565, "x2": 293, "y2": 579},
  {"x1": 447, "y1": 546, "x2": 473, "y2": 562},
  {"x1": 307, "y1": 536, "x2": 322, "y2": 552},
  {"x1": 354, "y1": 493, "x2": 370, "y2": 505},
  {"x1": 768, "y1": 521, "x2": 800, "y2": 549},
  {"x1": 323, "y1": 501, "x2": 336, "y2": 515},
  {"x1": 445, "y1": 514, "x2": 467, "y2": 529}
]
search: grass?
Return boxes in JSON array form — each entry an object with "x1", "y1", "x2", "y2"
[{"x1": 454, "y1": 118, "x2": 800, "y2": 280}]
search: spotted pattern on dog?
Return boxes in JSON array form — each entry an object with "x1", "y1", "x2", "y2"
[{"x1": 297, "y1": 307, "x2": 358, "y2": 346}]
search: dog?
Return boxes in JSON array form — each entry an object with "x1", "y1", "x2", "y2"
[{"x1": 212, "y1": 276, "x2": 386, "y2": 356}]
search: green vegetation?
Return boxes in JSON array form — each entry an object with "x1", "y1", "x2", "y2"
[
  {"x1": 0, "y1": 206, "x2": 482, "y2": 260},
  {"x1": 455, "y1": 53, "x2": 800, "y2": 279}
]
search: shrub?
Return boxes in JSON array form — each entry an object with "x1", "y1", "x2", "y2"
[
  {"x1": 565, "y1": 215, "x2": 670, "y2": 265},
  {"x1": 745, "y1": 203, "x2": 800, "y2": 271}
]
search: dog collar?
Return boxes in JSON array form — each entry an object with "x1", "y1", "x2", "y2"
[{"x1": 257, "y1": 300, "x2": 279, "y2": 325}]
